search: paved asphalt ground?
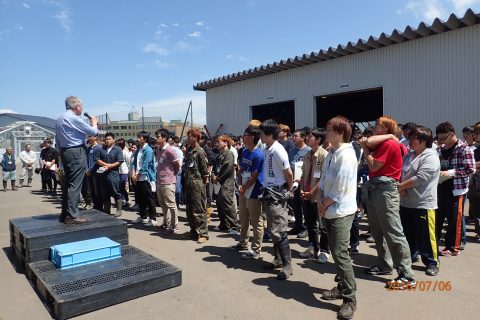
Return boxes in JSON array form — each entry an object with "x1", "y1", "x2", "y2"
[{"x1": 1, "y1": 178, "x2": 479, "y2": 320}]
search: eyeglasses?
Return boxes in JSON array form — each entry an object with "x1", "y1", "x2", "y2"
[{"x1": 437, "y1": 133, "x2": 452, "y2": 142}]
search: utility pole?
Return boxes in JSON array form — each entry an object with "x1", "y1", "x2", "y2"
[
  {"x1": 142, "y1": 106, "x2": 145, "y2": 131},
  {"x1": 180, "y1": 100, "x2": 192, "y2": 141}
]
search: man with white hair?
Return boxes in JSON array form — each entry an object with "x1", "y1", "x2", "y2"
[
  {"x1": 55, "y1": 96, "x2": 98, "y2": 224},
  {"x1": 19, "y1": 143, "x2": 37, "y2": 187}
]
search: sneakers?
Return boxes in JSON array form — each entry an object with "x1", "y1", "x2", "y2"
[
  {"x1": 451, "y1": 249, "x2": 461, "y2": 256},
  {"x1": 440, "y1": 248, "x2": 453, "y2": 256},
  {"x1": 197, "y1": 236, "x2": 208, "y2": 244},
  {"x1": 296, "y1": 230, "x2": 308, "y2": 239},
  {"x1": 349, "y1": 246, "x2": 359, "y2": 255},
  {"x1": 425, "y1": 265, "x2": 439, "y2": 276},
  {"x1": 164, "y1": 225, "x2": 179, "y2": 234},
  {"x1": 228, "y1": 229, "x2": 239, "y2": 236},
  {"x1": 133, "y1": 217, "x2": 149, "y2": 224},
  {"x1": 338, "y1": 298, "x2": 357, "y2": 320},
  {"x1": 364, "y1": 265, "x2": 393, "y2": 275},
  {"x1": 317, "y1": 252, "x2": 329, "y2": 264},
  {"x1": 299, "y1": 246, "x2": 314, "y2": 258},
  {"x1": 145, "y1": 219, "x2": 157, "y2": 227},
  {"x1": 459, "y1": 242, "x2": 466, "y2": 250},
  {"x1": 321, "y1": 286, "x2": 343, "y2": 300},
  {"x1": 230, "y1": 243, "x2": 249, "y2": 251},
  {"x1": 131, "y1": 203, "x2": 140, "y2": 211},
  {"x1": 385, "y1": 276, "x2": 416, "y2": 290},
  {"x1": 241, "y1": 250, "x2": 261, "y2": 260}
]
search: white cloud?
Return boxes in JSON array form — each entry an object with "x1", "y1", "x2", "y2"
[
  {"x1": 176, "y1": 41, "x2": 192, "y2": 50},
  {"x1": 187, "y1": 31, "x2": 201, "y2": 37},
  {"x1": 153, "y1": 30, "x2": 163, "y2": 39},
  {"x1": 143, "y1": 43, "x2": 168, "y2": 56},
  {"x1": 399, "y1": 0, "x2": 480, "y2": 21},
  {"x1": 172, "y1": 22, "x2": 179, "y2": 27},
  {"x1": 449, "y1": 0, "x2": 480, "y2": 11},
  {"x1": 196, "y1": 21, "x2": 205, "y2": 26},
  {"x1": 13, "y1": 24, "x2": 23, "y2": 31},
  {"x1": 0, "y1": 108, "x2": 17, "y2": 114},
  {"x1": 224, "y1": 54, "x2": 250, "y2": 62},
  {"x1": 160, "y1": 23, "x2": 168, "y2": 28},
  {"x1": 154, "y1": 59, "x2": 171, "y2": 68},
  {"x1": 22, "y1": 2, "x2": 30, "y2": 9},
  {"x1": 52, "y1": 9, "x2": 73, "y2": 33}
]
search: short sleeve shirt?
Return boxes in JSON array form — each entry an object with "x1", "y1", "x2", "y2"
[
  {"x1": 369, "y1": 139, "x2": 403, "y2": 181},
  {"x1": 263, "y1": 140, "x2": 290, "y2": 187},
  {"x1": 240, "y1": 147, "x2": 264, "y2": 198},
  {"x1": 97, "y1": 145, "x2": 124, "y2": 175},
  {"x1": 155, "y1": 144, "x2": 179, "y2": 184}
]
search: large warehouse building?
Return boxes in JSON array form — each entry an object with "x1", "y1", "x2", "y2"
[{"x1": 194, "y1": 9, "x2": 480, "y2": 134}]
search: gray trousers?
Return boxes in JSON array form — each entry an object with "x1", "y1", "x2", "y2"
[
  {"x1": 366, "y1": 177, "x2": 414, "y2": 278},
  {"x1": 60, "y1": 146, "x2": 86, "y2": 219},
  {"x1": 326, "y1": 214, "x2": 356, "y2": 299},
  {"x1": 263, "y1": 199, "x2": 289, "y2": 243}
]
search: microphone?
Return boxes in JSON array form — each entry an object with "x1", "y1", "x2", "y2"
[{"x1": 83, "y1": 112, "x2": 92, "y2": 120}]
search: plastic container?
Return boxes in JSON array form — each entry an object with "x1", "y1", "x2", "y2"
[{"x1": 50, "y1": 237, "x2": 121, "y2": 269}]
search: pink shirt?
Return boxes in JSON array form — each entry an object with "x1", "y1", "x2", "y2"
[{"x1": 155, "y1": 144, "x2": 179, "y2": 184}]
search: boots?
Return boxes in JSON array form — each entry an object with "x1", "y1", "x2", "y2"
[
  {"x1": 277, "y1": 234, "x2": 293, "y2": 280},
  {"x1": 27, "y1": 178, "x2": 32, "y2": 187},
  {"x1": 103, "y1": 201, "x2": 111, "y2": 214},
  {"x1": 115, "y1": 199, "x2": 123, "y2": 217},
  {"x1": 263, "y1": 242, "x2": 283, "y2": 270},
  {"x1": 11, "y1": 180, "x2": 18, "y2": 191},
  {"x1": 3, "y1": 181, "x2": 7, "y2": 192},
  {"x1": 19, "y1": 179, "x2": 24, "y2": 188}
]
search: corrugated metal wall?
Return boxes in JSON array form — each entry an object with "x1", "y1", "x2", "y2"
[{"x1": 206, "y1": 24, "x2": 479, "y2": 134}]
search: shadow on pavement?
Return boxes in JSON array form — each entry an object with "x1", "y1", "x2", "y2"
[
  {"x1": 251, "y1": 277, "x2": 339, "y2": 311},
  {"x1": 2, "y1": 247, "x2": 25, "y2": 275}
]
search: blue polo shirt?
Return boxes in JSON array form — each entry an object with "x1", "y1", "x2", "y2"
[{"x1": 240, "y1": 147, "x2": 264, "y2": 199}]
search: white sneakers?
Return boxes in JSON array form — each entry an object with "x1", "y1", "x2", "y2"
[
  {"x1": 133, "y1": 217, "x2": 152, "y2": 225},
  {"x1": 145, "y1": 219, "x2": 158, "y2": 227},
  {"x1": 317, "y1": 252, "x2": 330, "y2": 264}
]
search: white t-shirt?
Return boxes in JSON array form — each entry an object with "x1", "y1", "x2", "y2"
[
  {"x1": 119, "y1": 148, "x2": 130, "y2": 174},
  {"x1": 263, "y1": 140, "x2": 290, "y2": 187}
]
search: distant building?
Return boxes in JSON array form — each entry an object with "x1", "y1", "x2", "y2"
[
  {"x1": 0, "y1": 113, "x2": 56, "y2": 158},
  {"x1": 98, "y1": 116, "x2": 199, "y2": 140}
]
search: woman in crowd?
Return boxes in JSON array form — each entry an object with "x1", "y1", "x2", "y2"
[
  {"x1": 360, "y1": 115, "x2": 415, "y2": 290},
  {"x1": 318, "y1": 116, "x2": 358, "y2": 320},
  {"x1": 397, "y1": 126, "x2": 441, "y2": 276}
]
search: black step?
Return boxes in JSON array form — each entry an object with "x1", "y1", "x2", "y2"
[
  {"x1": 28, "y1": 245, "x2": 182, "y2": 320},
  {"x1": 9, "y1": 210, "x2": 129, "y2": 266}
]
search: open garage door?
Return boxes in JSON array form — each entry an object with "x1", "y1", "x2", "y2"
[
  {"x1": 251, "y1": 100, "x2": 295, "y2": 131},
  {"x1": 316, "y1": 88, "x2": 383, "y2": 130}
]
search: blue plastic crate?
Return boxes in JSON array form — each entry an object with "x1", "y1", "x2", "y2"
[{"x1": 50, "y1": 237, "x2": 121, "y2": 269}]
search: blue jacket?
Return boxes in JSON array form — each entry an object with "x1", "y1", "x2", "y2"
[
  {"x1": 1, "y1": 153, "x2": 16, "y2": 171},
  {"x1": 131, "y1": 144, "x2": 156, "y2": 182}
]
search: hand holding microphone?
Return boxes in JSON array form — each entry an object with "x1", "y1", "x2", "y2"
[{"x1": 84, "y1": 112, "x2": 98, "y2": 127}]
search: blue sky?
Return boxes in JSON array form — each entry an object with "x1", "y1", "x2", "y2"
[{"x1": 1, "y1": 0, "x2": 479, "y2": 125}]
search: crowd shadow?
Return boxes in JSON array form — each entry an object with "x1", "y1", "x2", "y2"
[{"x1": 251, "y1": 277, "x2": 339, "y2": 311}]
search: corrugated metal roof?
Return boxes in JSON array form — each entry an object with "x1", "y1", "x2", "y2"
[
  {"x1": 193, "y1": 9, "x2": 480, "y2": 91},
  {"x1": 0, "y1": 113, "x2": 56, "y2": 130}
]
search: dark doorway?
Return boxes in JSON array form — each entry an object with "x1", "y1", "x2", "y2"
[
  {"x1": 251, "y1": 100, "x2": 295, "y2": 131},
  {"x1": 316, "y1": 88, "x2": 383, "y2": 130}
]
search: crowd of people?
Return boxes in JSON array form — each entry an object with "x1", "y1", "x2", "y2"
[{"x1": 2, "y1": 96, "x2": 480, "y2": 320}]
